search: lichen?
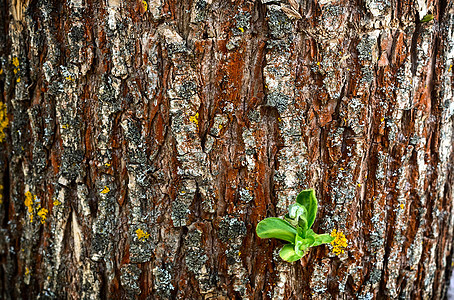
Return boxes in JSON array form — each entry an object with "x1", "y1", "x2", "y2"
[
  {"x1": 0, "y1": 102, "x2": 9, "y2": 142},
  {"x1": 24, "y1": 191, "x2": 36, "y2": 223},
  {"x1": 100, "y1": 186, "x2": 110, "y2": 194},
  {"x1": 120, "y1": 264, "x2": 142, "y2": 296},
  {"x1": 189, "y1": 112, "x2": 199, "y2": 126},
  {"x1": 218, "y1": 217, "x2": 246, "y2": 245},
  {"x1": 135, "y1": 228, "x2": 150, "y2": 242},
  {"x1": 153, "y1": 266, "x2": 174, "y2": 298},
  {"x1": 330, "y1": 229, "x2": 348, "y2": 255},
  {"x1": 37, "y1": 208, "x2": 48, "y2": 224}
]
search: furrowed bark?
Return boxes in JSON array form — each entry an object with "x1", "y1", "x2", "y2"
[{"x1": 0, "y1": 0, "x2": 453, "y2": 299}]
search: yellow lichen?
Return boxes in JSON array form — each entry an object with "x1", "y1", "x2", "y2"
[
  {"x1": 16, "y1": 77, "x2": 20, "y2": 83},
  {"x1": 100, "y1": 186, "x2": 110, "y2": 194},
  {"x1": 0, "y1": 184, "x2": 3, "y2": 204},
  {"x1": 330, "y1": 229, "x2": 348, "y2": 255},
  {"x1": 142, "y1": 0, "x2": 148, "y2": 11},
  {"x1": 105, "y1": 162, "x2": 111, "y2": 167},
  {"x1": 238, "y1": 27, "x2": 244, "y2": 32},
  {"x1": 61, "y1": 124, "x2": 69, "y2": 129},
  {"x1": 24, "y1": 191, "x2": 34, "y2": 222},
  {"x1": 12, "y1": 57, "x2": 19, "y2": 67},
  {"x1": 0, "y1": 102, "x2": 9, "y2": 142},
  {"x1": 25, "y1": 191, "x2": 33, "y2": 213},
  {"x1": 37, "y1": 208, "x2": 48, "y2": 224},
  {"x1": 189, "y1": 112, "x2": 199, "y2": 125},
  {"x1": 400, "y1": 203, "x2": 404, "y2": 209},
  {"x1": 25, "y1": 267, "x2": 30, "y2": 276},
  {"x1": 53, "y1": 199, "x2": 61, "y2": 206},
  {"x1": 65, "y1": 75, "x2": 74, "y2": 81},
  {"x1": 0, "y1": 68, "x2": 3, "y2": 75},
  {"x1": 135, "y1": 228, "x2": 150, "y2": 242}
]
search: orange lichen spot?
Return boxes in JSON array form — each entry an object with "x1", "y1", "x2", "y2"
[
  {"x1": 24, "y1": 191, "x2": 35, "y2": 222},
  {"x1": 25, "y1": 191, "x2": 33, "y2": 213},
  {"x1": 0, "y1": 69, "x2": 3, "y2": 75},
  {"x1": 100, "y1": 186, "x2": 110, "y2": 194},
  {"x1": 0, "y1": 185, "x2": 2, "y2": 204},
  {"x1": 0, "y1": 102, "x2": 9, "y2": 142},
  {"x1": 135, "y1": 228, "x2": 150, "y2": 242},
  {"x1": 381, "y1": 117, "x2": 385, "y2": 122},
  {"x1": 142, "y1": 0, "x2": 148, "y2": 11},
  {"x1": 189, "y1": 112, "x2": 199, "y2": 126},
  {"x1": 12, "y1": 57, "x2": 19, "y2": 67},
  {"x1": 330, "y1": 229, "x2": 348, "y2": 255},
  {"x1": 340, "y1": 167, "x2": 344, "y2": 171},
  {"x1": 37, "y1": 208, "x2": 48, "y2": 224}
]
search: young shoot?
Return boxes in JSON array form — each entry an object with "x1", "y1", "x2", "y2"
[{"x1": 256, "y1": 189, "x2": 335, "y2": 262}]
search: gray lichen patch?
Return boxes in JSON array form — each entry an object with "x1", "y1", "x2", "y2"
[
  {"x1": 233, "y1": 11, "x2": 251, "y2": 35},
  {"x1": 172, "y1": 181, "x2": 197, "y2": 227},
  {"x1": 153, "y1": 266, "x2": 175, "y2": 298},
  {"x1": 218, "y1": 216, "x2": 246, "y2": 247},
  {"x1": 266, "y1": 92, "x2": 290, "y2": 114},
  {"x1": 120, "y1": 264, "x2": 142, "y2": 297},
  {"x1": 129, "y1": 225, "x2": 154, "y2": 263},
  {"x1": 183, "y1": 228, "x2": 214, "y2": 293},
  {"x1": 266, "y1": 5, "x2": 292, "y2": 40}
]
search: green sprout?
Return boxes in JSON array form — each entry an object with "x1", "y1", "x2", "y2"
[
  {"x1": 256, "y1": 189, "x2": 334, "y2": 262},
  {"x1": 420, "y1": 14, "x2": 434, "y2": 23}
]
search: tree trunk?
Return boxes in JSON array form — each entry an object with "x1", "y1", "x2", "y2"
[{"x1": 1, "y1": 0, "x2": 454, "y2": 299}]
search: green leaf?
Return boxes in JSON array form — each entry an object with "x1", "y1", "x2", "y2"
[
  {"x1": 312, "y1": 233, "x2": 335, "y2": 247},
  {"x1": 296, "y1": 189, "x2": 318, "y2": 229},
  {"x1": 295, "y1": 234, "x2": 315, "y2": 257},
  {"x1": 256, "y1": 217, "x2": 297, "y2": 243},
  {"x1": 298, "y1": 215, "x2": 308, "y2": 234},
  {"x1": 279, "y1": 244, "x2": 302, "y2": 262},
  {"x1": 286, "y1": 203, "x2": 308, "y2": 233},
  {"x1": 294, "y1": 234, "x2": 305, "y2": 256},
  {"x1": 420, "y1": 14, "x2": 434, "y2": 23}
]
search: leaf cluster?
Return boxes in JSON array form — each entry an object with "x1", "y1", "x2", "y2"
[{"x1": 256, "y1": 189, "x2": 334, "y2": 262}]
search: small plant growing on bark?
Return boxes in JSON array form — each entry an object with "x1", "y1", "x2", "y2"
[{"x1": 256, "y1": 189, "x2": 335, "y2": 262}]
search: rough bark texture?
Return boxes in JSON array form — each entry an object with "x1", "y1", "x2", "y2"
[{"x1": 1, "y1": 0, "x2": 454, "y2": 299}]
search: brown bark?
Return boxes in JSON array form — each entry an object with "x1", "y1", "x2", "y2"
[{"x1": 0, "y1": 0, "x2": 453, "y2": 299}]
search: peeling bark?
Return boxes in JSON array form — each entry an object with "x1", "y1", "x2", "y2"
[{"x1": 0, "y1": 0, "x2": 454, "y2": 299}]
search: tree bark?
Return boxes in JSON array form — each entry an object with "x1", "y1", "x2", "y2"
[{"x1": 1, "y1": 0, "x2": 454, "y2": 299}]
